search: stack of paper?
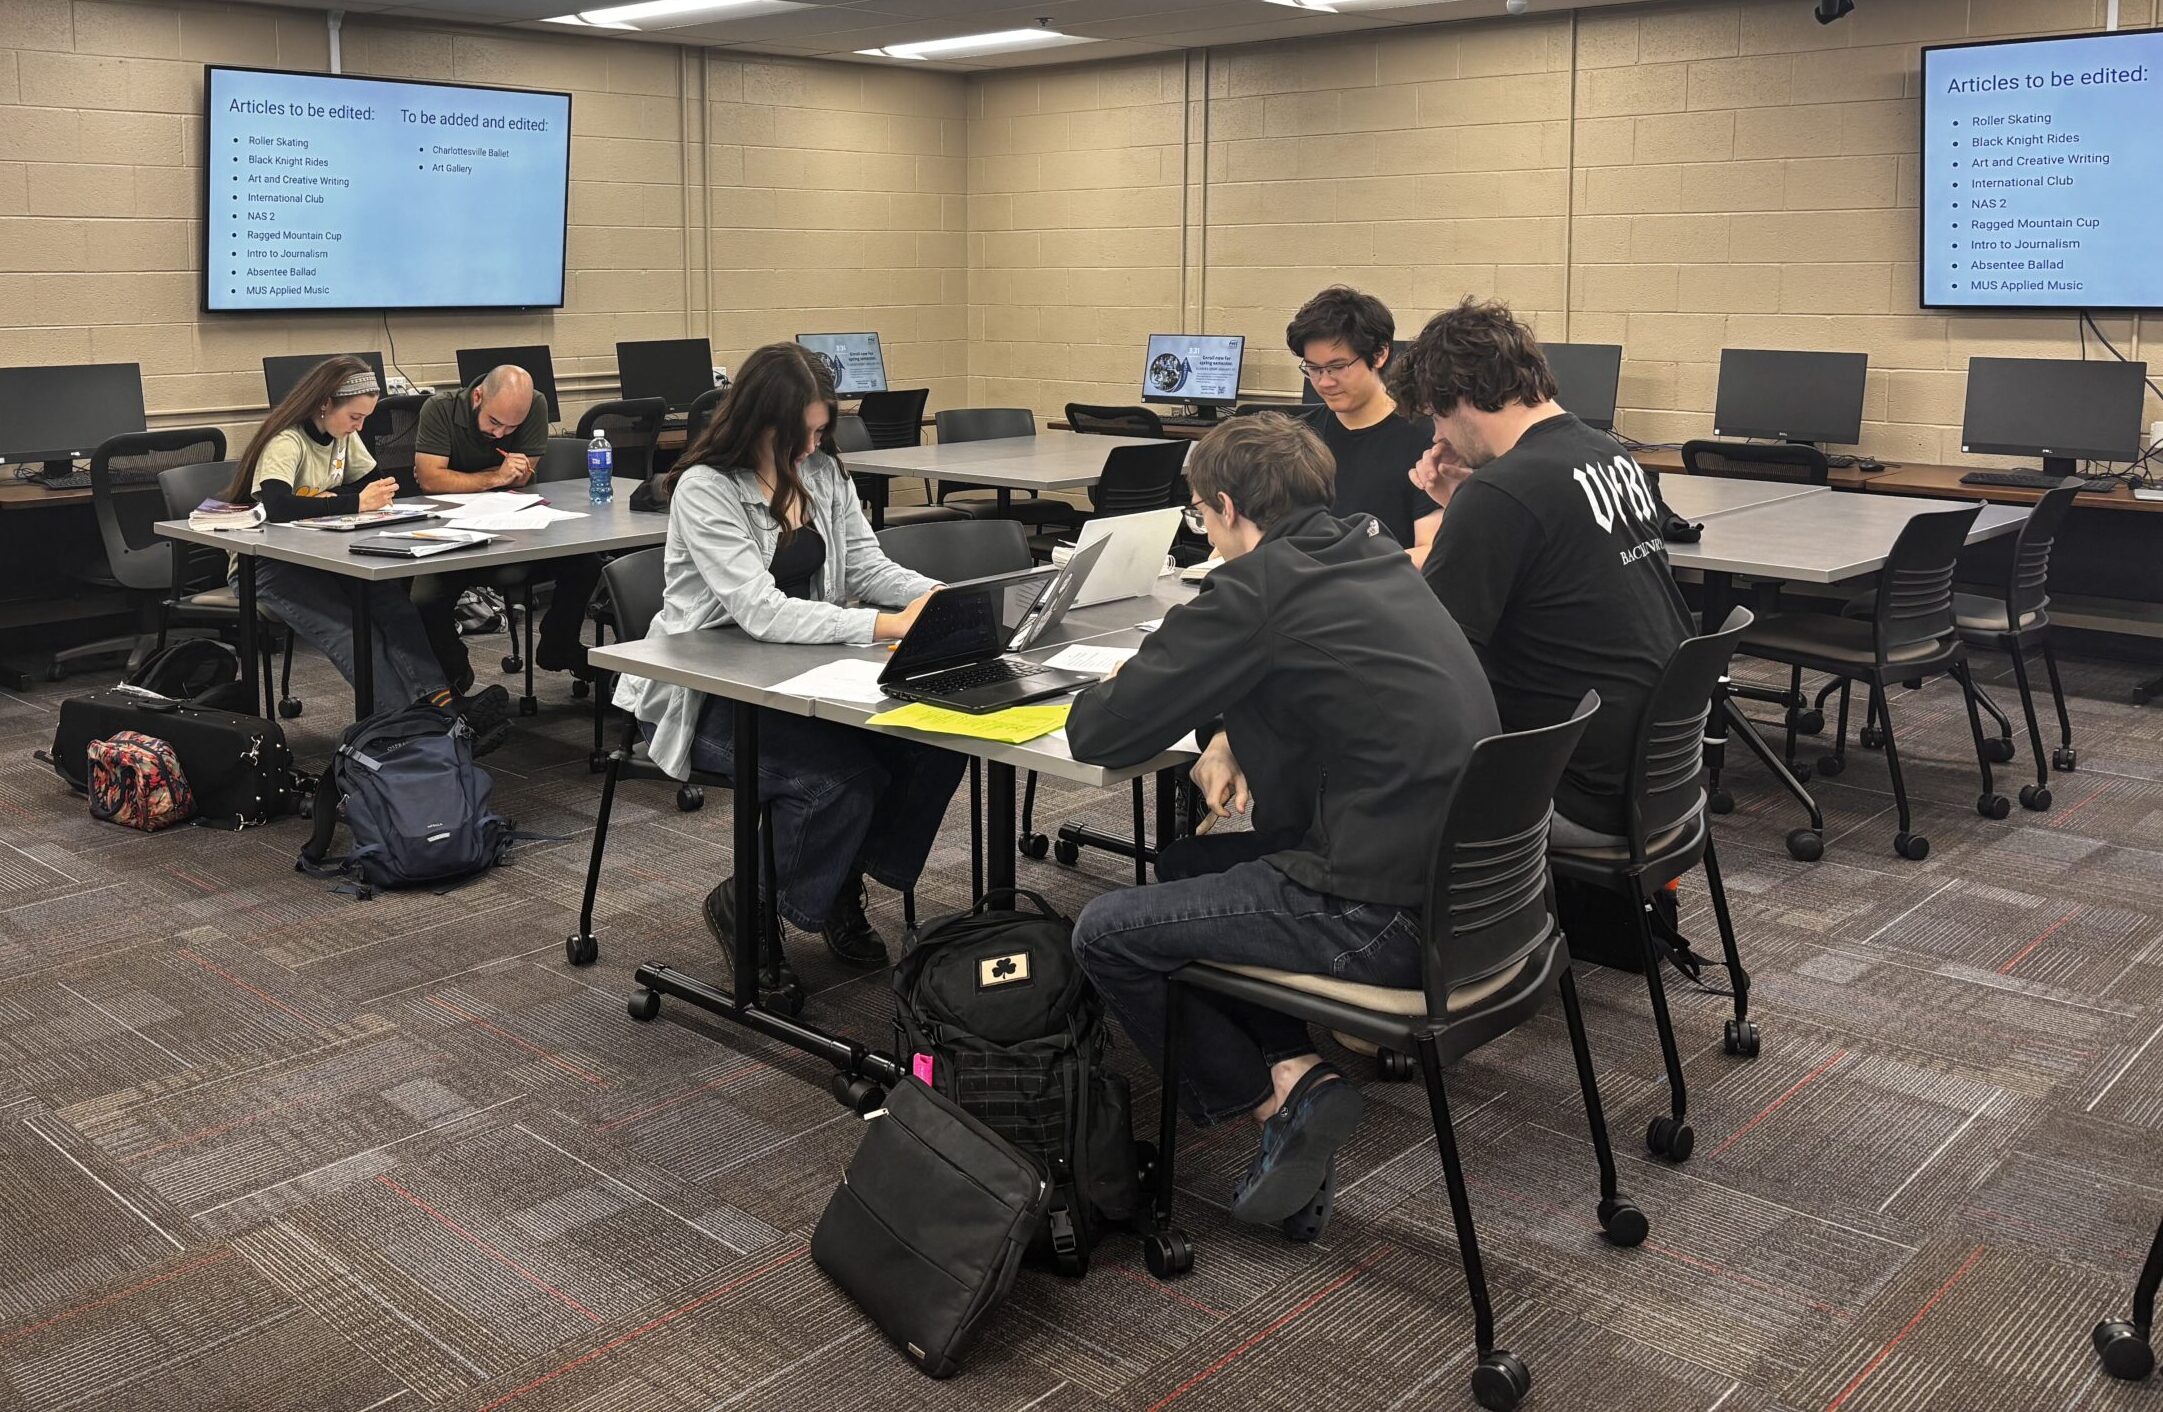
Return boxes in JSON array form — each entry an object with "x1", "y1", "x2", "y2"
[
  {"x1": 771, "y1": 658, "x2": 890, "y2": 705},
  {"x1": 453, "y1": 506, "x2": 589, "y2": 532},
  {"x1": 433, "y1": 491, "x2": 544, "y2": 517},
  {"x1": 188, "y1": 498, "x2": 264, "y2": 532},
  {"x1": 1042, "y1": 644, "x2": 1138, "y2": 674}
]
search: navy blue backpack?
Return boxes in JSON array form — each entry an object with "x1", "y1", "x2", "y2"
[{"x1": 298, "y1": 703, "x2": 517, "y2": 898}]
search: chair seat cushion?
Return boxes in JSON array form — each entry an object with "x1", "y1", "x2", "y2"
[
  {"x1": 1548, "y1": 816, "x2": 1696, "y2": 865},
  {"x1": 880, "y1": 505, "x2": 971, "y2": 527},
  {"x1": 948, "y1": 497, "x2": 1081, "y2": 528},
  {"x1": 1739, "y1": 612, "x2": 1951, "y2": 670},
  {"x1": 178, "y1": 587, "x2": 285, "y2": 625},
  {"x1": 1951, "y1": 592, "x2": 2041, "y2": 634},
  {"x1": 1202, "y1": 956, "x2": 1528, "y2": 1017}
]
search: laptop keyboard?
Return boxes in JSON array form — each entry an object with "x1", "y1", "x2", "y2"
[{"x1": 908, "y1": 659, "x2": 1046, "y2": 694}]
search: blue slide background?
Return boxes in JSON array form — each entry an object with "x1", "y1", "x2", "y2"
[
  {"x1": 1924, "y1": 31, "x2": 2163, "y2": 309},
  {"x1": 207, "y1": 69, "x2": 570, "y2": 312}
]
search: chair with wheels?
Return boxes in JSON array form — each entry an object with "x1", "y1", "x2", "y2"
[
  {"x1": 855, "y1": 388, "x2": 928, "y2": 449},
  {"x1": 363, "y1": 393, "x2": 428, "y2": 482},
  {"x1": 1739, "y1": 505, "x2": 2006, "y2": 860},
  {"x1": 1679, "y1": 439, "x2": 1831, "y2": 486},
  {"x1": 157, "y1": 458, "x2": 302, "y2": 720},
  {"x1": 1025, "y1": 440, "x2": 1189, "y2": 561},
  {"x1": 1546, "y1": 608, "x2": 1760, "y2": 1165},
  {"x1": 2095, "y1": 1208, "x2": 2162, "y2": 1382},
  {"x1": 1143, "y1": 694, "x2": 1644, "y2": 1412},
  {"x1": 52, "y1": 429, "x2": 230, "y2": 682},
  {"x1": 575, "y1": 397, "x2": 668, "y2": 484},
  {"x1": 932, "y1": 408, "x2": 1080, "y2": 534},
  {"x1": 1065, "y1": 403, "x2": 1165, "y2": 439},
  {"x1": 1951, "y1": 482, "x2": 2079, "y2": 810},
  {"x1": 842, "y1": 411, "x2": 962, "y2": 531}
]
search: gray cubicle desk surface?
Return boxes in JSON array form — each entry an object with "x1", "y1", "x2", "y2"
[
  {"x1": 1667, "y1": 492, "x2": 2026, "y2": 583},
  {"x1": 844, "y1": 433, "x2": 1181, "y2": 492},
  {"x1": 154, "y1": 481, "x2": 666, "y2": 583},
  {"x1": 1658, "y1": 478, "x2": 1828, "y2": 521},
  {"x1": 587, "y1": 628, "x2": 849, "y2": 719}
]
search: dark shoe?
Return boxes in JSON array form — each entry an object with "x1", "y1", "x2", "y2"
[
  {"x1": 821, "y1": 877, "x2": 889, "y2": 967},
  {"x1": 1281, "y1": 1159, "x2": 1336, "y2": 1242},
  {"x1": 536, "y1": 638, "x2": 596, "y2": 680},
  {"x1": 1232, "y1": 1063, "x2": 1363, "y2": 1226},
  {"x1": 453, "y1": 684, "x2": 513, "y2": 758},
  {"x1": 702, "y1": 877, "x2": 739, "y2": 948}
]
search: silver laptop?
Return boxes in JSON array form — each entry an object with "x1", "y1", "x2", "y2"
[{"x1": 1070, "y1": 507, "x2": 1182, "y2": 607}]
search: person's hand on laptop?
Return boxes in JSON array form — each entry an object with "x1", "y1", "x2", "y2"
[{"x1": 875, "y1": 590, "x2": 934, "y2": 642}]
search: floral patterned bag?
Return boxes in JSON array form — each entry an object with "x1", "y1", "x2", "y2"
[{"x1": 87, "y1": 731, "x2": 196, "y2": 831}]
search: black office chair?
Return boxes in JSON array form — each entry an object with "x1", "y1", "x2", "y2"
[
  {"x1": 1546, "y1": 608, "x2": 1759, "y2": 1164},
  {"x1": 2095, "y1": 1210, "x2": 2163, "y2": 1381},
  {"x1": 52, "y1": 428, "x2": 228, "y2": 681},
  {"x1": 365, "y1": 393, "x2": 428, "y2": 481},
  {"x1": 1065, "y1": 403, "x2": 1164, "y2": 438},
  {"x1": 878, "y1": 519, "x2": 1035, "y2": 899},
  {"x1": 1026, "y1": 441, "x2": 1189, "y2": 561},
  {"x1": 576, "y1": 398, "x2": 668, "y2": 484},
  {"x1": 855, "y1": 388, "x2": 928, "y2": 450},
  {"x1": 1738, "y1": 506, "x2": 2005, "y2": 860},
  {"x1": 685, "y1": 385, "x2": 727, "y2": 445},
  {"x1": 1953, "y1": 482, "x2": 2079, "y2": 809},
  {"x1": 842, "y1": 412, "x2": 962, "y2": 531},
  {"x1": 1679, "y1": 439, "x2": 1830, "y2": 486},
  {"x1": 933, "y1": 408, "x2": 1079, "y2": 533},
  {"x1": 157, "y1": 458, "x2": 302, "y2": 720},
  {"x1": 1143, "y1": 695, "x2": 1643, "y2": 1412},
  {"x1": 496, "y1": 436, "x2": 599, "y2": 714}
]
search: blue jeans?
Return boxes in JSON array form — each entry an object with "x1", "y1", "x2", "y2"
[
  {"x1": 244, "y1": 560, "x2": 445, "y2": 706},
  {"x1": 1072, "y1": 848, "x2": 1422, "y2": 1126},
  {"x1": 685, "y1": 698, "x2": 967, "y2": 931}
]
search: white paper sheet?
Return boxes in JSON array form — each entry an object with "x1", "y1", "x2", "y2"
[
  {"x1": 451, "y1": 506, "x2": 587, "y2": 532},
  {"x1": 1136, "y1": 618, "x2": 1163, "y2": 633},
  {"x1": 1043, "y1": 644, "x2": 1139, "y2": 674},
  {"x1": 433, "y1": 492, "x2": 545, "y2": 516},
  {"x1": 772, "y1": 658, "x2": 890, "y2": 705}
]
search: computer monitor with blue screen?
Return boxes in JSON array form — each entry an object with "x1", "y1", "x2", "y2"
[
  {"x1": 797, "y1": 333, "x2": 888, "y2": 396},
  {"x1": 1961, "y1": 356, "x2": 2147, "y2": 477},
  {"x1": 1143, "y1": 334, "x2": 1244, "y2": 410},
  {"x1": 0, "y1": 363, "x2": 147, "y2": 477},
  {"x1": 1714, "y1": 349, "x2": 1869, "y2": 446}
]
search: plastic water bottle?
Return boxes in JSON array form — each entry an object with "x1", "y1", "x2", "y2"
[{"x1": 586, "y1": 427, "x2": 613, "y2": 504}]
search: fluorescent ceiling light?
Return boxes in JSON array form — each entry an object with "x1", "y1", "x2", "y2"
[
  {"x1": 856, "y1": 28, "x2": 1080, "y2": 61},
  {"x1": 543, "y1": 0, "x2": 796, "y2": 32}
]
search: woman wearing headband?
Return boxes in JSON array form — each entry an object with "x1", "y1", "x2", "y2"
[{"x1": 220, "y1": 355, "x2": 511, "y2": 746}]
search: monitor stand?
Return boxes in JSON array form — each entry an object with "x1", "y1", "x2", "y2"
[
  {"x1": 38, "y1": 458, "x2": 75, "y2": 480},
  {"x1": 2040, "y1": 455, "x2": 2078, "y2": 480},
  {"x1": 1187, "y1": 404, "x2": 1223, "y2": 423}
]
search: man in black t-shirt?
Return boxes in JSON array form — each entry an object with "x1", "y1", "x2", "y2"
[
  {"x1": 1391, "y1": 297, "x2": 1690, "y2": 840},
  {"x1": 1286, "y1": 286, "x2": 1440, "y2": 564}
]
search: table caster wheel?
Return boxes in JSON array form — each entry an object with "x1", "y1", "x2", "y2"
[
  {"x1": 1470, "y1": 1350, "x2": 1531, "y2": 1411},
  {"x1": 1053, "y1": 838, "x2": 1081, "y2": 866},
  {"x1": 1894, "y1": 831, "x2": 1930, "y2": 861},
  {"x1": 762, "y1": 977, "x2": 806, "y2": 1017},
  {"x1": 627, "y1": 988, "x2": 660, "y2": 1022},
  {"x1": 1787, "y1": 707, "x2": 1825, "y2": 736},
  {"x1": 279, "y1": 698, "x2": 303, "y2": 719},
  {"x1": 2054, "y1": 747, "x2": 2078, "y2": 772},
  {"x1": 1709, "y1": 789, "x2": 1734, "y2": 816},
  {"x1": 1019, "y1": 832, "x2": 1049, "y2": 860},
  {"x1": 1786, "y1": 829, "x2": 1823, "y2": 862},
  {"x1": 1785, "y1": 759, "x2": 1814, "y2": 784},
  {"x1": 1816, "y1": 754, "x2": 1844, "y2": 778},
  {"x1": 1597, "y1": 1195, "x2": 1648, "y2": 1247},
  {"x1": 2019, "y1": 783, "x2": 2052, "y2": 811},
  {"x1": 1377, "y1": 1048, "x2": 1416, "y2": 1081},
  {"x1": 501, "y1": 654, "x2": 522, "y2": 674},
  {"x1": 565, "y1": 932, "x2": 598, "y2": 967},
  {"x1": 1977, "y1": 792, "x2": 2010, "y2": 820},
  {"x1": 2093, "y1": 1319, "x2": 2155, "y2": 1381},
  {"x1": 1143, "y1": 1229, "x2": 1192, "y2": 1279},
  {"x1": 676, "y1": 785, "x2": 704, "y2": 812},
  {"x1": 571, "y1": 679, "x2": 589, "y2": 699},
  {"x1": 1984, "y1": 737, "x2": 2017, "y2": 763},
  {"x1": 1646, "y1": 1115, "x2": 1694, "y2": 1162},
  {"x1": 830, "y1": 1073, "x2": 885, "y2": 1114},
  {"x1": 1724, "y1": 1017, "x2": 1760, "y2": 1057}
]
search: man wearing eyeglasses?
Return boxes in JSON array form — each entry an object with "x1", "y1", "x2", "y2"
[{"x1": 1289, "y1": 285, "x2": 1442, "y2": 567}]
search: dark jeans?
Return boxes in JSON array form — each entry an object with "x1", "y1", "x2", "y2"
[
  {"x1": 1072, "y1": 842, "x2": 1422, "y2": 1127},
  {"x1": 413, "y1": 558, "x2": 604, "y2": 691},
  {"x1": 245, "y1": 560, "x2": 444, "y2": 706},
  {"x1": 684, "y1": 698, "x2": 968, "y2": 931}
]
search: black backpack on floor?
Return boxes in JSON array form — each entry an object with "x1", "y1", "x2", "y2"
[
  {"x1": 128, "y1": 639, "x2": 253, "y2": 713},
  {"x1": 893, "y1": 888, "x2": 1143, "y2": 1277}
]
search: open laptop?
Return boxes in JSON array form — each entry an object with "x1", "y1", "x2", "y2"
[
  {"x1": 878, "y1": 540, "x2": 1110, "y2": 713},
  {"x1": 1069, "y1": 507, "x2": 1181, "y2": 607}
]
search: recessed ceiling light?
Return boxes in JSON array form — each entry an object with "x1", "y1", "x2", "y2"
[
  {"x1": 543, "y1": 0, "x2": 797, "y2": 32},
  {"x1": 856, "y1": 28, "x2": 1083, "y2": 61}
]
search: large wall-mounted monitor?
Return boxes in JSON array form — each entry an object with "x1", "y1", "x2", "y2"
[
  {"x1": 204, "y1": 66, "x2": 570, "y2": 313},
  {"x1": 1921, "y1": 28, "x2": 2163, "y2": 310}
]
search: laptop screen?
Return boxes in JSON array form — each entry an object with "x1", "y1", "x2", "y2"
[{"x1": 883, "y1": 570, "x2": 1054, "y2": 682}]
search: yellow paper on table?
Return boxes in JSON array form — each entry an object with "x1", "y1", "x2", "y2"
[{"x1": 866, "y1": 701, "x2": 1072, "y2": 744}]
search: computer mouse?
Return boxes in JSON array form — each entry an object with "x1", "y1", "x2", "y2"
[{"x1": 1855, "y1": 457, "x2": 1884, "y2": 472}]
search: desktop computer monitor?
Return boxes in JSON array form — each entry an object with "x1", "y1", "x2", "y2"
[
  {"x1": 1143, "y1": 334, "x2": 1245, "y2": 409},
  {"x1": 1961, "y1": 356, "x2": 2148, "y2": 478},
  {"x1": 796, "y1": 332, "x2": 888, "y2": 396},
  {"x1": 1714, "y1": 348, "x2": 1868, "y2": 445},
  {"x1": 456, "y1": 345, "x2": 560, "y2": 420},
  {"x1": 1543, "y1": 342, "x2": 1624, "y2": 431},
  {"x1": 617, "y1": 338, "x2": 714, "y2": 412},
  {"x1": 263, "y1": 352, "x2": 386, "y2": 408},
  {"x1": 0, "y1": 363, "x2": 147, "y2": 475},
  {"x1": 1302, "y1": 340, "x2": 1411, "y2": 406}
]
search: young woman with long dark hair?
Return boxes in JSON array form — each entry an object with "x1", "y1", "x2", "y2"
[
  {"x1": 223, "y1": 356, "x2": 511, "y2": 744},
  {"x1": 615, "y1": 342, "x2": 960, "y2": 965}
]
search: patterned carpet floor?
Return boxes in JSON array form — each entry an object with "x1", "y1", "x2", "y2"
[{"x1": 0, "y1": 624, "x2": 2159, "y2": 1411}]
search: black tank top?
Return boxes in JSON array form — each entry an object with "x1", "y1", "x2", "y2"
[{"x1": 770, "y1": 524, "x2": 826, "y2": 599}]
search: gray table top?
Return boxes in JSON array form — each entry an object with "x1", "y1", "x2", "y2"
[
  {"x1": 1659, "y1": 477, "x2": 1826, "y2": 521},
  {"x1": 155, "y1": 482, "x2": 667, "y2": 582},
  {"x1": 1668, "y1": 491, "x2": 2027, "y2": 582},
  {"x1": 847, "y1": 433, "x2": 1180, "y2": 491}
]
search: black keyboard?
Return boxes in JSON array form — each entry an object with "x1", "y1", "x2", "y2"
[
  {"x1": 905, "y1": 659, "x2": 1046, "y2": 694},
  {"x1": 1959, "y1": 470, "x2": 2117, "y2": 492},
  {"x1": 1156, "y1": 414, "x2": 1221, "y2": 428},
  {"x1": 31, "y1": 472, "x2": 89, "y2": 490}
]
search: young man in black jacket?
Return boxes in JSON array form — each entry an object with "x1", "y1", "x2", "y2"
[{"x1": 1066, "y1": 413, "x2": 1498, "y2": 1242}]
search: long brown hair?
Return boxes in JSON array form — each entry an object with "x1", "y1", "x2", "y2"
[
  {"x1": 223, "y1": 355, "x2": 381, "y2": 502},
  {"x1": 662, "y1": 342, "x2": 838, "y2": 537}
]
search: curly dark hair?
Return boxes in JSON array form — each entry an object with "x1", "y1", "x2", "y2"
[
  {"x1": 1388, "y1": 296, "x2": 1559, "y2": 418},
  {"x1": 1285, "y1": 284, "x2": 1395, "y2": 364}
]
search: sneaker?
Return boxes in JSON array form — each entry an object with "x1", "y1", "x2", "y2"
[
  {"x1": 1231, "y1": 1063, "x2": 1363, "y2": 1226},
  {"x1": 452, "y1": 684, "x2": 513, "y2": 758},
  {"x1": 1280, "y1": 1159, "x2": 1336, "y2": 1243},
  {"x1": 820, "y1": 876, "x2": 889, "y2": 967}
]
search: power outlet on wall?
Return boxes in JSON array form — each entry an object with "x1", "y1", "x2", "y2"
[{"x1": 385, "y1": 374, "x2": 413, "y2": 396}]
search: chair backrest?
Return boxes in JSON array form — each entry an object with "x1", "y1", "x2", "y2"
[
  {"x1": 537, "y1": 436, "x2": 588, "y2": 483},
  {"x1": 1091, "y1": 441, "x2": 1188, "y2": 517},
  {"x1": 90, "y1": 428, "x2": 228, "y2": 593},
  {"x1": 1422, "y1": 693, "x2": 1600, "y2": 1014},
  {"x1": 1622, "y1": 606, "x2": 1754, "y2": 854},
  {"x1": 685, "y1": 385, "x2": 728, "y2": 444},
  {"x1": 856, "y1": 388, "x2": 929, "y2": 449},
  {"x1": 158, "y1": 457, "x2": 242, "y2": 594},
  {"x1": 1066, "y1": 403, "x2": 1164, "y2": 438},
  {"x1": 936, "y1": 408, "x2": 1035, "y2": 445},
  {"x1": 876, "y1": 519, "x2": 1033, "y2": 581},
  {"x1": 833, "y1": 413, "x2": 874, "y2": 454},
  {"x1": 1871, "y1": 504, "x2": 1982, "y2": 654},
  {"x1": 2001, "y1": 481, "x2": 2078, "y2": 621},
  {"x1": 578, "y1": 397, "x2": 669, "y2": 483},
  {"x1": 1680, "y1": 438, "x2": 1829, "y2": 486},
  {"x1": 600, "y1": 545, "x2": 667, "y2": 640},
  {"x1": 367, "y1": 393, "x2": 429, "y2": 475}
]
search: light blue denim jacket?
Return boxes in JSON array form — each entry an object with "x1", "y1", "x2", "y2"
[{"x1": 614, "y1": 451, "x2": 936, "y2": 780}]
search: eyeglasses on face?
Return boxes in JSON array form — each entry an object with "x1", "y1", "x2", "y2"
[
  {"x1": 1181, "y1": 498, "x2": 1210, "y2": 534},
  {"x1": 1299, "y1": 357, "x2": 1364, "y2": 381}
]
